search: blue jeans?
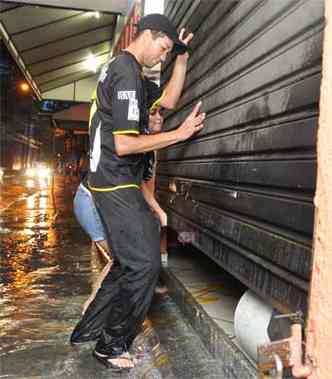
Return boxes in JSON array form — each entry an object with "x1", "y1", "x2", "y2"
[{"x1": 73, "y1": 184, "x2": 106, "y2": 242}]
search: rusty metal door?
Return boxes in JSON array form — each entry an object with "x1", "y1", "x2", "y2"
[{"x1": 158, "y1": 0, "x2": 324, "y2": 313}]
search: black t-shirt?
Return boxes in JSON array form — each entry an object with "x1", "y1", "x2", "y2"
[{"x1": 88, "y1": 52, "x2": 162, "y2": 191}]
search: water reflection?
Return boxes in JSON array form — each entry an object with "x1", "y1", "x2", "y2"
[
  {"x1": 26, "y1": 194, "x2": 36, "y2": 209},
  {"x1": 1, "y1": 178, "x2": 175, "y2": 378},
  {"x1": 24, "y1": 193, "x2": 50, "y2": 230},
  {"x1": 26, "y1": 179, "x2": 35, "y2": 189},
  {"x1": 1, "y1": 181, "x2": 83, "y2": 370}
]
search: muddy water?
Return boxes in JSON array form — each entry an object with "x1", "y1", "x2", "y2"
[{"x1": 0, "y1": 176, "x2": 174, "y2": 378}]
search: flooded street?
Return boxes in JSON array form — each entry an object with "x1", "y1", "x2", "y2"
[
  {"x1": 0, "y1": 174, "x2": 224, "y2": 379},
  {"x1": 0, "y1": 174, "x2": 94, "y2": 377}
]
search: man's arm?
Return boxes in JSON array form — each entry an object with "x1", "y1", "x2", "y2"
[
  {"x1": 160, "y1": 29, "x2": 193, "y2": 109},
  {"x1": 114, "y1": 101, "x2": 204, "y2": 156},
  {"x1": 115, "y1": 129, "x2": 179, "y2": 156}
]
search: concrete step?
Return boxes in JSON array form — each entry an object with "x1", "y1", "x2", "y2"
[
  {"x1": 150, "y1": 295, "x2": 226, "y2": 379},
  {"x1": 161, "y1": 246, "x2": 257, "y2": 379}
]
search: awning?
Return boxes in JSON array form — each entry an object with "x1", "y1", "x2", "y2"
[
  {"x1": 0, "y1": 1, "x2": 134, "y2": 101},
  {"x1": 53, "y1": 103, "x2": 89, "y2": 132}
]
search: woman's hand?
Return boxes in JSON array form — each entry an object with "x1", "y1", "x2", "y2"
[{"x1": 157, "y1": 208, "x2": 167, "y2": 227}]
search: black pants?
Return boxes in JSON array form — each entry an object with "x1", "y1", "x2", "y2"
[{"x1": 70, "y1": 188, "x2": 160, "y2": 353}]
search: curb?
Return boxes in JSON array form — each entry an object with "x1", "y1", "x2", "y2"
[{"x1": 161, "y1": 267, "x2": 257, "y2": 379}]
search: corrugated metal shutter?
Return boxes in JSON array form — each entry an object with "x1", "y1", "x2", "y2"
[{"x1": 158, "y1": 0, "x2": 324, "y2": 313}]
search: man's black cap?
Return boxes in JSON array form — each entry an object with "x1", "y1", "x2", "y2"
[{"x1": 137, "y1": 13, "x2": 187, "y2": 55}]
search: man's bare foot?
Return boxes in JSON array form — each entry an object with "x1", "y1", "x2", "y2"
[
  {"x1": 93, "y1": 350, "x2": 135, "y2": 370},
  {"x1": 154, "y1": 285, "x2": 168, "y2": 295}
]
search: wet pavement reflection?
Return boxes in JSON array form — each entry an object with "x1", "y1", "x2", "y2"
[{"x1": 0, "y1": 175, "x2": 223, "y2": 378}]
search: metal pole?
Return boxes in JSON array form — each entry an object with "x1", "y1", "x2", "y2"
[{"x1": 306, "y1": 0, "x2": 332, "y2": 377}]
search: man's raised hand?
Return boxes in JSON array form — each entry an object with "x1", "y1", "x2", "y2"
[
  {"x1": 179, "y1": 28, "x2": 194, "y2": 46},
  {"x1": 176, "y1": 101, "x2": 205, "y2": 142}
]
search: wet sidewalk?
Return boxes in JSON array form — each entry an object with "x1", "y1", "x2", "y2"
[
  {"x1": 0, "y1": 170, "x2": 34, "y2": 216},
  {"x1": 0, "y1": 175, "x2": 225, "y2": 378}
]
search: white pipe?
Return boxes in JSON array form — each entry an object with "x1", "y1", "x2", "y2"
[{"x1": 234, "y1": 290, "x2": 273, "y2": 362}]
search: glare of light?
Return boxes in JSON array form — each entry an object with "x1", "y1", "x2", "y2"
[
  {"x1": 21, "y1": 229, "x2": 35, "y2": 236},
  {"x1": 87, "y1": 11, "x2": 100, "y2": 19},
  {"x1": 26, "y1": 166, "x2": 51, "y2": 178},
  {"x1": 38, "y1": 178, "x2": 48, "y2": 189},
  {"x1": 26, "y1": 167, "x2": 36, "y2": 177},
  {"x1": 39, "y1": 196, "x2": 48, "y2": 209},
  {"x1": 12, "y1": 161, "x2": 22, "y2": 170},
  {"x1": 26, "y1": 195, "x2": 35, "y2": 209},
  {"x1": 20, "y1": 82, "x2": 30, "y2": 92},
  {"x1": 26, "y1": 179, "x2": 35, "y2": 188},
  {"x1": 84, "y1": 54, "x2": 99, "y2": 73},
  {"x1": 38, "y1": 167, "x2": 51, "y2": 178}
]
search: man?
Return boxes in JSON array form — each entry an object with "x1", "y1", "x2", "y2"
[
  {"x1": 71, "y1": 14, "x2": 205, "y2": 371},
  {"x1": 74, "y1": 86, "x2": 174, "y2": 315}
]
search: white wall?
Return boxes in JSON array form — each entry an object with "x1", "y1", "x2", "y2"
[
  {"x1": 144, "y1": 0, "x2": 164, "y2": 15},
  {"x1": 42, "y1": 75, "x2": 98, "y2": 102}
]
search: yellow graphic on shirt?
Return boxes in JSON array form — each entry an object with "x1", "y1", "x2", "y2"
[
  {"x1": 88, "y1": 182, "x2": 140, "y2": 192},
  {"x1": 113, "y1": 130, "x2": 139, "y2": 135},
  {"x1": 149, "y1": 90, "x2": 166, "y2": 114}
]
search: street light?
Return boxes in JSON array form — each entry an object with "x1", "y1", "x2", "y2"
[
  {"x1": 19, "y1": 82, "x2": 30, "y2": 93},
  {"x1": 84, "y1": 54, "x2": 99, "y2": 73},
  {"x1": 87, "y1": 11, "x2": 100, "y2": 19}
]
